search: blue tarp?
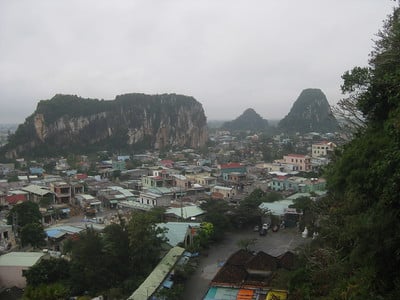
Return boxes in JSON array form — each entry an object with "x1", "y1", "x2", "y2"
[
  {"x1": 162, "y1": 279, "x2": 173, "y2": 289},
  {"x1": 45, "y1": 229, "x2": 66, "y2": 239}
]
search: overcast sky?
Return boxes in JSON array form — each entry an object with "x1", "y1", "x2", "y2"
[{"x1": 0, "y1": 1, "x2": 395, "y2": 124}]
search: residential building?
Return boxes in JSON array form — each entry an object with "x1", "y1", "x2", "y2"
[
  {"x1": 211, "y1": 186, "x2": 236, "y2": 199},
  {"x1": 0, "y1": 224, "x2": 15, "y2": 252},
  {"x1": 157, "y1": 222, "x2": 201, "y2": 247},
  {"x1": 50, "y1": 182, "x2": 71, "y2": 204},
  {"x1": 172, "y1": 174, "x2": 189, "y2": 189},
  {"x1": 0, "y1": 252, "x2": 45, "y2": 288},
  {"x1": 281, "y1": 154, "x2": 311, "y2": 171},
  {"x1": 218, "y1": 162, "x2": 247, "y2": 175},
  {"x1": 141, "y1": 175, "x2": 164, "y2": 189},
  {"x1": 139, "y1": 191, "x2": 168, "y2": 207},
  {"x1": 270, "y1": 176, "x2": 326, "y2": 193},
  {"x1": 5, "y1": 190, "x2": 28, "y2": 206},
  {"x1": 186, "y1": 173, "x2": 217, "y2": 188},
  {"x1": 21, "y1": 185, "x2": 55, "y2": 206},
  {"x1": 311, "y1": 141, "x2": 336, "y2": 158}
]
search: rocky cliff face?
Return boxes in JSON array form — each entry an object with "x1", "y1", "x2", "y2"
[
  {"x1": 2, "y1": 93, "x2": 208, "y2": 158},
  {"x1": 278, "y1": 89, "x2": 338, "y2": 133}
]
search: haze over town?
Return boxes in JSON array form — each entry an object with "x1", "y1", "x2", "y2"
[{"x1": 0, "y1": 0, "x2": 395, "y2": 124}]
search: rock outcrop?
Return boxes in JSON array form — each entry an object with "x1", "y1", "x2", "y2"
[
  {"x1": 2, "y1": 93, "x2": 208, "y2": 158},
  {"x1": 278, "y1": 89, "x2": 338, "y2": 133},
  {"x1": 222, "y1": 108, "x2": 269, "y2": 131}
]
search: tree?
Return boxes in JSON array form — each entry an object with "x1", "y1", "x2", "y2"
[
  {"x1": 102, "y1": 223, "x2": 130, "y2": 284},
  {"x1": 20, "y1": 223, "x2": 46, "y2": 248},
  {"x1": 23, "y1": 282, "x2": 69, "y2": 300},
  {"x1": 234, "y1": 188, "x2": 267, "y2": 227},
  {"x1": 127, "y1": 211, "x2": 166, "y2": 276},
  {"x1": 68, "y1": 228, "x2": 110, "y2": 295},
  {"x1": 24, "y1": 258, "x2": 70, "y2": 287},
  {"x1": 200, "y1": 199, "x2": 232, "y2": 240},
  {"x1": 290, "y1": 5, "x2": 400, "y2": 298},
  {"x1": 7, "y1": 201, "x2": 42, "y2": 228}
]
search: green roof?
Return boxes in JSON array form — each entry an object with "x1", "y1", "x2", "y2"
[
  {"x1": 0, "y1": 252, "x2": 45, "y2": 267},
  {"x1": 128, "y1": 246, "x2": 185, "y2": 300}
]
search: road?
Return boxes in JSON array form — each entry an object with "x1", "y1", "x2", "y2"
[{"x1": 182, "y1": 227, "x2": 308, "y2": 300}]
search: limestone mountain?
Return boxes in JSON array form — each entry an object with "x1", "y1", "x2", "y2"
[
  {"x1": 1, "y1": 93, "x2": 208, "y2": 158},
  {"x1": 278, "y1": 88, "x2": 338, "y2": 133},
  {"x1": 222, "y1": 108, "x2": 269, "y2": 131}
]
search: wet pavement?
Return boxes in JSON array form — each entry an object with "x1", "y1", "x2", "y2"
[{"x1": 182, "y1": 227, "x2": 308, "y2": 300}]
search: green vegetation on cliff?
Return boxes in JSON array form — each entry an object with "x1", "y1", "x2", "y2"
[
  {"x1": 289, "y1": 6, "x2": 400, "y2": 299},
  {"x1": 1, "y1": 93, "x2": 208, "y2": 158},
  {"x1": 222, "y1": 108, "x2": 270, "y2": 132},
  {"x1": 278, "y1": 88, "x2": 338, "y2": 133}
]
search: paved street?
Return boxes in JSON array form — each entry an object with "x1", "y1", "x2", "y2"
[{"x1": 182, "y1": 228, "x2": 309, "y2": 300}]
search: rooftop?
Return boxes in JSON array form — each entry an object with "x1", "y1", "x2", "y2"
[
  {"x1": 0, "y1": 252, "x2": 45, "y2": 267},
  {"x1": 128, "y1": 246, "x2": 185, "y2": 300}
]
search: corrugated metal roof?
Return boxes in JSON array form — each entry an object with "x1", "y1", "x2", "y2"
[
  {"x1": 166, "y1": 206, "x2": 205, "y2": 219},
  {"x1": 128, "y1": 246, "x2": 185, "y2": 300},
  {"x1": 0, "y1": 252, "x2": 45, "y2": 267},
  {"x1": 157, "y1": 222, "x2": 201, "y2": 247},
  {"x1": 259, "y1": 200, "x2": 294, "y2": 216},
  {"x1": 22, "y1": 185, "x2": 52, "y2": 196}
]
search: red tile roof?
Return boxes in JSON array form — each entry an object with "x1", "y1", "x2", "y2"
[
  {"x1": 6, "y1": 194, "x2": 27, "y2": 205},
  {"x1": 220, "y1": 163, "x2": 243, "y2": 169}
]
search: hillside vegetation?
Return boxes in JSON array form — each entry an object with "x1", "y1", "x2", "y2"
[
  {"x1": 289, "y1": 6, "x2": 400, "y2": 299},
  {"x1": 279, "y1": 88, "x2": 338, "y2": 133},
  {"x1": 222, "y1": 108, "x2": 269, "y2": 132}
]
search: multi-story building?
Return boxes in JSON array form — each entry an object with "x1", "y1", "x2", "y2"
[
  {"x1": 186, "y1": 173, "x2": 217, "y2": 188},
  {"x1": 282, "y1": 154, "x2": 311, "y2": 171},
  {"x1": 21, "y1": 185, "x2": 55, "y2": 206},
  {"x1": 311, "y1": 141, "x2": 336, "y2": 158},
  {"x1": 141, "y1": 175, "x2": 164, "y2": 189},
  {"x1": 211, "y1": 185, "x2": 236, "y2": 199},
  {"x1": 270, "y1": 176, "x2": 326, "y2": 193},
  {"x1": 50, "y1": 182, "x2": 71, "y2": 204}
]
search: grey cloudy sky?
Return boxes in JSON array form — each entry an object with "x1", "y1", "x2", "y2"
[{"x1": 0, "y1": 1, "x2": 395, "y2": 124}]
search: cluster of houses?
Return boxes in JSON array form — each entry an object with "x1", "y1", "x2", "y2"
[{"x1": 0, "y1": 134, "x2": 336, "y2": 295}]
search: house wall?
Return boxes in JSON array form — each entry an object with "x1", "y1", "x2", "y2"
[
  {"x1": 283, "y1": 155, "x2": 311, "y2": 171},
  {"x1": 211, "y1": 186, "x2": 235, "y2": 199},
  {"x1": 0, "y1": 266, "x2": 28, "y2": 288}
]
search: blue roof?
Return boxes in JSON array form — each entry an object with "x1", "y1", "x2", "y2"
[
  {"x1": 45, "y1": 229, "x2": 66, "y2": 239},
  {"x1": 45, "y1": 225, "x2": 84, "y2": 239},
  {"x1": 204, "y1": 287, "x2": 239, "y2": 300}
]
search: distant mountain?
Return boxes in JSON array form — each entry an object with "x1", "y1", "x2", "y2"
[
  {"x1": 1, "y1": 93, "x2": 208, "y2": 159},
  {"x1": 222, "y1": 108, "x2": 269, "y2": 131},
  {"x1": 278, "y1": 89, "x2": 338, "y2": 133}
]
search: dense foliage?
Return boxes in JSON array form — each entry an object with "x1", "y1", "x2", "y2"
[
  {"x1": 278, "y1": 88, "x2": 338, "y2": 133},
  {"x1": 23, "y1": 210, "x2": 166, "y2": 299},
  {"x1": 222, "y1": 108, "x2": 270, "y2": 132},
  {"x1": 289, "y1": 5, "x2": 400, "y2": 299},
  {"x1": 7, "y1": 201, "x2": 46, "y2": 248}
]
